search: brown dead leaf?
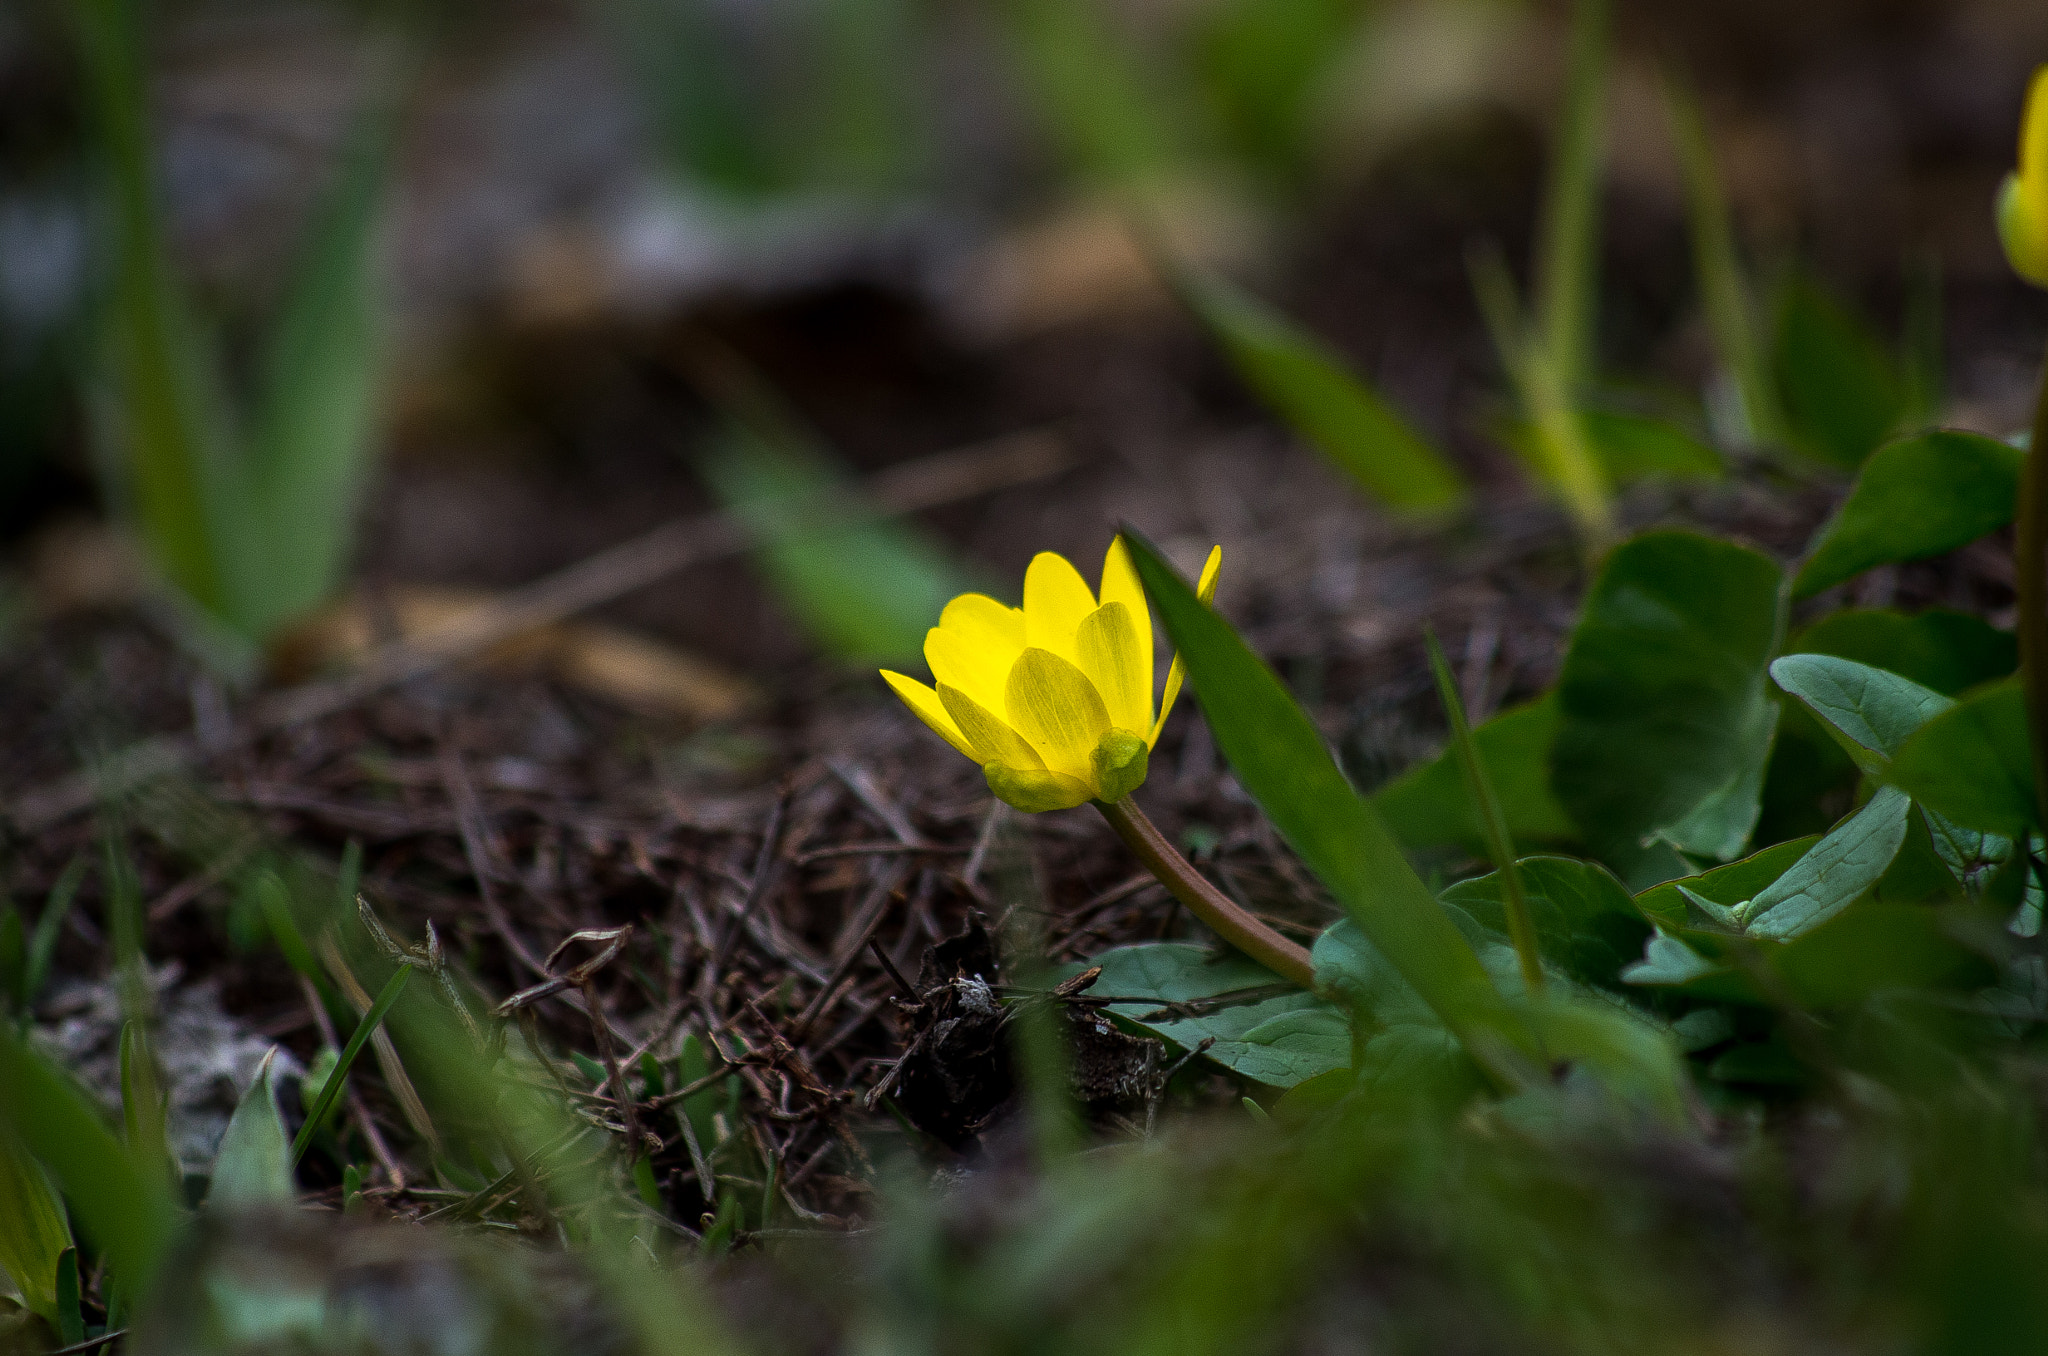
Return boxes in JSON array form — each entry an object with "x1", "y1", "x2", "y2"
[{"x1": 272, "y1": 584, "x2": 756, "y2": 722}]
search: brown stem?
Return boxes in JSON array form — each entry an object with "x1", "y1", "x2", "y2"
[
  {"x1": 2022, "y1": 340, "x2": 2048, "y2": 837},
  {"x1": 1094, "y1": 798, "x2": 1318, "y2": 990}
]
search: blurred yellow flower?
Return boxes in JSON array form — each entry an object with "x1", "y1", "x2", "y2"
[
  {"x1": 882, "y1": 537, "x2": 1221, "y2": 812},
  {"x1": 2000, "y1": 66, "x2": 2048, "y2": 288}
]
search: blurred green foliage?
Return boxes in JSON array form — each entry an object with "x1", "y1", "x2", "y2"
[{"x1": 67, "y1": 0, "x2": 396, "y2": 671}]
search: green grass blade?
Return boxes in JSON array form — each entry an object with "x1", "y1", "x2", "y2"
[
  {"x1": 292, "y1": 962, "x2": 412, "y2": 1167},
  {"x1": 688, "y1": 348, "x2": 976, "y2": 663},
  {"x1": 69, "y1": 0, "x2": 243, "y2": 635},
  {"x1": 1424, "y1": 630, "x2": 1542, "y2": 994},
  {"x1": 1180, "y1": 270, "x2": 1468, "y2": 513},
  {"x1": 0, "y1": 1023, "x2": 181, "y2": 1296},
  {"x1": 239, "y1": 88, "x2": 397, "y2": 637},
  {"x1": 1534, "y1": 0, "x2": 1610, "y2": 394},
  {"x1": 996, "y1": 0, "x2": 1180, "y2": 186},
  {"x1": 1469, "y1": 242, "x2": 1614, "y2": 549},
  {"x1": 24, "y1": 856, "x2": 88, "y2": 1014},
  {"x1": 1662, "y1": 72, "x2": 1777, "y2": 448},
  {"x1": 610, "y1": 0, "x2": 784, "y2": 196},
  {"x1": 117, "y1": 1019, "x2": 170, "y2": 1187},
  {"x1": 1122, "y1": 531, "x2": 1514, "y2": 1044}
]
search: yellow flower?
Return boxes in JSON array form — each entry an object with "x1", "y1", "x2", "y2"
[
  {"x1": 882, "y1": 537, "x2": 1221, "y2": 812},
  {"x1": 2000, "y1": 66, "x2": 2048, "y2": 288}
]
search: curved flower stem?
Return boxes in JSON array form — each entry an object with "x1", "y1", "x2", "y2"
[
  {"x1": 1094, "y1": 797, "x2": 1318, "y2": 990},
  {"x1": 2022, "y1": 336, "x2": 2048, "y2": 835}
]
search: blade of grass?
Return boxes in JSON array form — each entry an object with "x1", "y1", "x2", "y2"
[
  {"x1": 1535, "y1": 0, "x2": 1611, "y2": 394},
  {"x1": 117, "y1": 1020, "x2": 170, "y2": 1187},
  {"x1": 1470, "y1": 243, "x2": 1614, "y2": 552},
  {"x1": 69, "y1": 0, "x2": 241, "y2": 630},
  {"x1": 996, "y1": 0, "x2": 1179, "y2": 187},
  {"x1": 1423, "y1": 629, "x2": 1542, "y2": 995},
  {"x1": 1177, "y1": 269, "x2": 1468, "y2": 513},
  {"x1": 24, "y1": 856, "x2": 87, "y2": 1013},
  {"x1": 684, "y1": 341, "x2": 977, "y2": 663},
  {"x1": 1662, "y1": 71, "x2": 1777, "y2": 449},
  {"x1": 291, "y1": 962, "x2": 412, "y2": 1167},
  {"x1": 239, "y1": 84, "x2": 396, "y2": 637},
  {"x1": 1122, "y1": 531, "x2": 1519, "y2": 1052}
]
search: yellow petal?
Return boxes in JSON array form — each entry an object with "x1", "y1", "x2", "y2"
[
  {"x1": 1151, "y1": 545, "x2": 1223, "y2": 743},
  {"x1": 1075, "y1": 601, "x2": 1150, "y2": 734},
  {"x1": 1195, "y1": 544, "x2": 1222, "y2": 603},
  {"x1": 938, "y1": 592, "x2": 1025, "y2": 654},
  {"x1": 1022, "y1": 552, "x2": 1097, "y2": 661},
  {"x1": 1005, "y1": 647, "x2": 1111, "y2": 780},
  {"x1": 2023, "y1": 66, "x2": 2048, "y2": 185},
  {"x1": 984, "y1": 764, "x2": 1096, "y2": 813},
  {"x1": 881, "y1": 671, "x2": 976, "y2": 760},
  {"x1": 1098, "y1": 536, "x2": 1153, "y2": 707},
  {"x1": 926, "y1": 627, "x2": 1014, "y2": 718},
  {"x1": 2007, "y1": 68, "x2": 2048, "y2": 288},
  {"x1": 937, "y1": 683, "x2": 1045, "y2": 770}
]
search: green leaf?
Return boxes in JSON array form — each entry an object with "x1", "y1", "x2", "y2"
[
  {"x1": 1370, "y1": 696, "x2": 1577, "y2": 855},
  {"x1": 291, "y1": 963, "x2": 412, "y2": 1167},
  {"x1": 0, "y1": 1024, "x2": 180, "y2": 1295},
  {"x1": 1769, "y1": 903, "x2": 1989, "y2": 1009},
  {"x1": 208, "y1": 1048, "x2": 292, "y2": 1208},
  {"x1": 1352, "y1": 1024, "x2": 1484, "y2": 1109},
  {"x1": 1741, "y1": 786, "x2": 1912, "y2": 941},
  {"x1": 1889, "y1": 681, "x2": 2039, "y2": 837},
  {"x1": 1182, "y1": 272, "x2": 1467, "y2": 513},
  {"x1": 53, "y1": 1247, "x2": 82, "y2": 1346},
  {"x1": 1770, "y1": 274, "x2": 1907, "y2": 469},
  {"x1": 1793, "y1": 430, "x2": 2023, "y2": 596},
  {"x1": 1581, "y1": 409, "x2": 1723, "y2": 481},
  {"x1": 1789, "y1": 607, "x2": 2016, "y2": 695},
  {"x1": 237, "y1": 96, "x2": 393, "y2": 637},
  {"x1": 1071, "y1": 943, "x2": 1349, "y2": 1088},
  {"x1": 1125, "y1": 532, "x2": 1514, "y2": 1046},
  {"x1": 1518, "y1": 991, "x2": 1687, "y2": 1119},
  {"x1": 1657, "y1": 702, "x2": 1779, "y2": 862},
  {"x1": 1500, "y1": 408, "x2": 1724, "y2": 483},
  {"x1": 1551, "y1": 531, "x2": 1785, "y2": 866},
  {"x1": 1922, "y1": 808, "x2": 2012, "y2": 894},
  {"x1": 0, "y1": 1125, "x2": 72, "y2": 1326},
  {"x1": 1621, "y1": 931, "x2": 1729, "y2": 989},
  {"x1": 1633, "y1": 836, "x2": 1820, "y2": 930},
  {"x1": 702, "y1": 418, "x2": 976, "y2": 664},
  {"x1": 1441, "y1": 856, "x2": 1648, "y2": 988},
  {"x1": 1770, "y1": 654, "x2": 1953, "y2": 776}
]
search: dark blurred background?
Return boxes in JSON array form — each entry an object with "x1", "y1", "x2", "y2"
[{"x1": 2, "y1": 0, "x2": 2043, "y2": 679}]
